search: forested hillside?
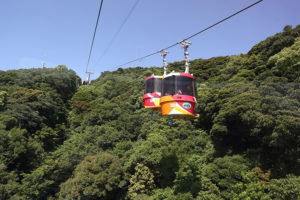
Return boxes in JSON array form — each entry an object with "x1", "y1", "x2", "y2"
[{"x1": 1, "y1": 25, "x2": 300, "y2": 199}]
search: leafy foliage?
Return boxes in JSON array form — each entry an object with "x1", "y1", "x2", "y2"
[
  {"x1": 128, "y1": 163, "x2": 155, "y2": 199},
  {"x1": 59, "y1": 153, "x2": 126, "y2": 200},
  {"x1": 0, "y1": 66, "x2": 79, "y2": 199}
]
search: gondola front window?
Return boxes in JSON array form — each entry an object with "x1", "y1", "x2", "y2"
[
  {"x1": 145, "y1": 78, "x2": 162, "y2": 94},
  {"x1": 176, "y1": 76, "x2": 194, "y2": 96},
  {"x1": 162, "y1": 76, "x2": 175, "y2": 96},
  {"x1": 153, "y1": 78, "x2": 162, "y2": 93}
]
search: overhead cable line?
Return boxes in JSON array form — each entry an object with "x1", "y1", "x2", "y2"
[
  {"x1": 114, "y1": 0, "x2": 263, "y2": 69},
  {"x1": 86, "y1": 0, "x2": 104, "y2": 73},
  {"x1": 95, "y1": 0, "x2": 140, "y2": 66}
]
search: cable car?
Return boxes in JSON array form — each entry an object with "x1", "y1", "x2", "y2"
[
  {"x1": 160, "y1": 72, "x2": 198, "y2": 119},
  {"x1": 143, "y1": 75, "x2": 163, "y2": 111},
  {"x1": 143, "y1": 50, "x2": 168, "y2": 113},
  {"x1": 160, "y1": 41, "x2": 199, "y2": 119}
]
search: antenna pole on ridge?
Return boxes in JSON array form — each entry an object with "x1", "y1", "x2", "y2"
[
  {"x1": 160, "y1": 50, "x2": 168, "y2": 76},
  {"x1": 86, "y1": 71, "x2": 94, "y2": 84},
  {"x1": 180, "y1": 41, "x2": 191, "y2": 74}
]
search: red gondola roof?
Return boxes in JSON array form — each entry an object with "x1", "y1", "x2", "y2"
[{"x1": 146, "y1": 75, "x2": 163, "y2": 80}]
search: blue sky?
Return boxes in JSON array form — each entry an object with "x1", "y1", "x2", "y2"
[{"x1": 0, "y1": 0, "x2": 299, "y2": 80}]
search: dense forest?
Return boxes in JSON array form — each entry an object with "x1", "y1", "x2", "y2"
[{"x1": 0, "y1": 25, "x2": 299, "y2": 199}]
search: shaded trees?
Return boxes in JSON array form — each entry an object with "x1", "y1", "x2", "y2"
[{"x1": 59, "y1": 153, "x2": 126, "y2": 200}]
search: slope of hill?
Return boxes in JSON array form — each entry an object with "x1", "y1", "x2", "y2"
[{"x1": 0, "y1": 25, "x2": 299, "y2": 199}]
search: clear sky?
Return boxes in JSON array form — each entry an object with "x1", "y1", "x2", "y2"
[{"x1": 0, "y1": 0, "x2": 299, "y2": 80}]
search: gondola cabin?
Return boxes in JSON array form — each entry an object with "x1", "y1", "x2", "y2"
[
  {"x1": 160, "y1": 72, "x2": 199, "y2": 119},
  {"x1": 143, "y1": 75, "x2": 163, "y2": 111}
]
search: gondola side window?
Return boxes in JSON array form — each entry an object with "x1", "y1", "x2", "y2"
[
  {"x1": 193, "y1": 79, "x2": 198, "y2": 98},
  {"x1": 154, "y1": 78, "x2": 162, "y2": 93}
]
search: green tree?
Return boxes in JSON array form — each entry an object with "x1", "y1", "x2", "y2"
[
  {"x1": 267, "y1": 175, "x2": 300, "y2": 200},
  {"x1": 268, "y1": 37, "x2": 300, "y2": 81},
  {"x1": 230, "y1": 167, "x2": 271, "y2": 200},
  {"x1": 0, "y1": 91, "x2": 7, "y2": 109},
  {"x1": 59, "y1": 153, "x2": 126, "y2": 200},
  {"x1": 128, "y1": 163, "x2": 155, "y2": 199},
  {"x1": 201, "y1": 155, "x2": 250, "y2": 200},
  {"x1": 174, "y1": 155, "x2": 204, "y2": 196},
  {"x1": 0, "y1": 163, "x2": 20, "y2": 200}
]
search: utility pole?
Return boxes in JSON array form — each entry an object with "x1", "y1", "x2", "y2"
[
  {"x1": 42, "y1": 61, "x2": 45, "y2": 69},
  {"x1": 180, "y1": 41, "x2": 191, "y2": 74}
]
